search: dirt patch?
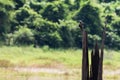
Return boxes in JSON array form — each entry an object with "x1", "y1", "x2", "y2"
[
  {"x1": 0, "y1": 60, "x2": 14, "y2": 67},
  {"x1": 14, "y1": 67, "x2": 68, "y2": 74},
  {"x1": 14, "y1": 67, "x2": 81, "y2": 75},
  {"x1": 27, "y1": 60, "x2": 66, "y2": 69},
  {"x1": 13, "y1": 67, "x2": 120, "y2": 76},
  {"x1": 104, "y1": 69, "x2": 120, "y2": 75},
  {"x1": 1, "y1": 67, "x2": 120, "y2": 80}
]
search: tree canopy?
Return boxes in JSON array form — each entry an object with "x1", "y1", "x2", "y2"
[{"x1": 0, "y1": 0, "x2": 120, "y2": 49}]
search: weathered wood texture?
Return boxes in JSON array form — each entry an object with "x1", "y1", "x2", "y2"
[
  {"x1": 82, "y1": 31, "x2": 89, "y2": 80},
  {"x1": 98, "y1": 22, "x2": 106, "y2": 80},
  {"x1": 80, "y1": 20, "x2": 106, "y2": 80},
  {"x1": 90, "y1": 42, "x2": 100, "y2": 80}
]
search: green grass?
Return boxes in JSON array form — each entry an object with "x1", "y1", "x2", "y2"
[
  {"x1": 0, "y1": 46, "x2": 120, "y2": 69},
  {"x1": 0, "y1": 46, "x2": 82, "y2": 68},
  {"x1": 0, "y1": 46, "x2": 120, "y2": 80},
  {"x1": 104, "y1": 50, "x2": 120, "y2": 69}
]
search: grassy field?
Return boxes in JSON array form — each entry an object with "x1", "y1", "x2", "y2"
[
  {"x1": 0, "y1": 46, "x2": 120, "y2": 68},
  {"x1": 0, "y1": 46, "x2": 82, "y2": 68},
  {"x1": 0, "y1": 46, "x2": 120, "y2": 80}
]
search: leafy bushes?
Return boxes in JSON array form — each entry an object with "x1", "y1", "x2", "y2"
[
  {"x1": 13, "y1": 26, "x2": 34, "y2": 45},
  {"x1": 99, "y1": 0, "x2": 116, "y2": 3},
  {"x1": 41, "y1": 1, "x2": 67, "y2": 22},
  {"x1": 32, "y1": 19, "x2": 61, "y2": 48},
  {"x1": 1, "y1": 0, "x2": 120, "y2": 49},
  {"x1": 112, "y1": 20, "x2": 120, "y2": 35},
  {"x1": 73, "y1": 3, "x2": 102, "y2": 35},
  {"x1": 59, "y1": 20, "x2": 77, "y2": 48},
  {"x1": 106, "y1": 32, "x2": 120, "y2": 49}
]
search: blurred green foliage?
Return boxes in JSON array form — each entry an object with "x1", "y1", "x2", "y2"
[{"x1": 0, "y1": 0, "x2": 120, "y2": 49}]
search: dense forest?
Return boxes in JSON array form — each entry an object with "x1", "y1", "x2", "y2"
[{"x1": 0, "y1": 0, "x2": 120, "y2": 49}]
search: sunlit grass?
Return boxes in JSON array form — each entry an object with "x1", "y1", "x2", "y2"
[
  {"x1": 0, "y1": 46, "x2": 120, "y2": 69},
  {"x1": 0, "y1": 46, "x2": 120, "y2": 80},
  {"x1": 0, "y1": 46, "x2": 82, "y2": 68},
  {"x1": 104, "y1": 50, "x2": 120, "y2": 69}
]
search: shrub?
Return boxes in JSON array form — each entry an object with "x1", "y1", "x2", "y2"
[
  {"x1": 41, "y1": 2, "x2": 67, "y2": 22},
  {"x1": 106, "y1": 32, "x2": 120, "y2": 49},
  {"x1": 58, "y1": 20, "x2": 77, "y2": 48},
  {"x1": 73, "y1": 3, "x2": 102, "y2": 35},
  {"x1": 33, "y1": 19, "x2": 62, "y2": 48},
  {"x1": 112, "y1": 20, "x2": 120, "y2": 35},
  {"x1": 13, "y1": 25, "x2": 34, "y2": 45}
]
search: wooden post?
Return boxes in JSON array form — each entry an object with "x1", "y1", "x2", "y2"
[
  {"x1": 98, "y1": 22, "x2": 107, "y2": 80},
  {"x1": 82, "y1": 31, "x2": 89, "y2": 80},
  {"x1": 79, "y1": 20, "x2": 106, "y2": 80},
  {"x1": 79, "y1": 20, "x2": 89, "y2": 80},
  {"x1": 91, "y1": 42, "x2": 100, "y2": 80}
]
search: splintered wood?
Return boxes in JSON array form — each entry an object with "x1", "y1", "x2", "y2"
[{"x1": 80, "y1": 21, "x2": 106, "y2": 80}]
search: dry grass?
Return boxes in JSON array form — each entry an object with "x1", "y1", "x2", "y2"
[{"x1": 0, "y1": 46, "x2": 120, "y2": 80}]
